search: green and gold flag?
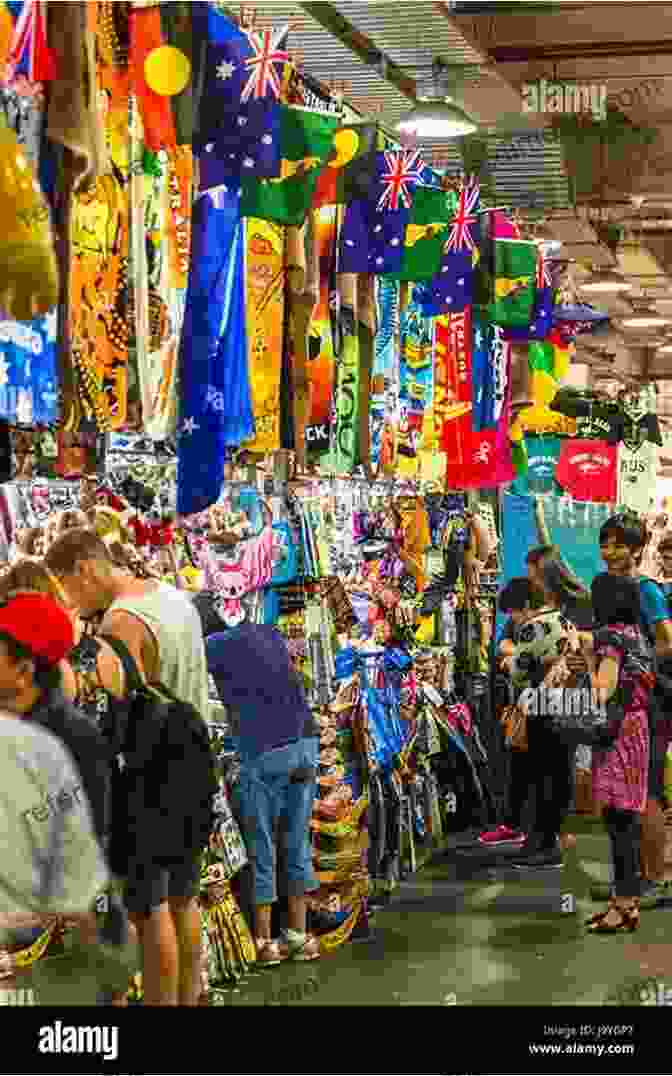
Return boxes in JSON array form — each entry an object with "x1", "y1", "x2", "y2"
[
  {"x1": 241, "y1": 106, "x2": 339, "y2": 227},
  {"x1": 488, "y1": 238, "x2": 538, "y2": 329},
  {"x1": 393, "y1": 187, "x2": 457, "y2": 283}
]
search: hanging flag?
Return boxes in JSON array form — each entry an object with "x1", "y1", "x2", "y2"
[
  {"x1": 177, "y1": 187, "x2": 255, "y2": 518},
  {"x1": 240, "y1": 106, "x2": 338, "y2": 227},
  {"x1": 502, "y1": 246, "x2": 555, "y2": 342},
  {"x1": 129, "y1": 5, "x2": 177, "y2": 152},
  {"x1": 488, "y1": 237, "x2": 538, "y2": 329},
  {"x1": 339, "y1": 150, "x2": 426, "y2": 276},
  {"x1": 313, "y1": 123, "x2": 378, "y2": 208},
  {"x1": 7, "y1": 0, "x2": 56, "y2": 83},
  {"x1": 427, "y1": 179, "x2": 480, "y2": 314},
  {"x1": 195, "y1": 16, "x2": 287, "y2": 180},
  {"x1": 394, "y1": 187, "x2": 454, "y2": 284}
]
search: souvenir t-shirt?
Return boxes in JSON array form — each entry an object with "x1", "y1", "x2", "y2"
[
  {"x1": 618, "y1": 441, "x2": 658, "y2": 515},
  {"x1": 555, "y1": 440, "x2": 618, "y2": 503},
  {"x1": 511, "y1": 436, "x2": 561, "y2": 495},
  {"x1": 608, "y1": 402, "x2": 663, "y2": 452}
]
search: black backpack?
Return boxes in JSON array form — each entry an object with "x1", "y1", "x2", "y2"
[{"x1": 100, "y1": 634, "x2": 218, "y2": 874}]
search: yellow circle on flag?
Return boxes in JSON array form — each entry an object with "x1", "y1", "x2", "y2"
[{"x1": 144, "y1": 46, "x2": 191, "y2": 97}]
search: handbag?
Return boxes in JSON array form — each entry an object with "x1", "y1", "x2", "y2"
[{"x1": 501, "y1": 704, "x2": 528, "y2": 752}]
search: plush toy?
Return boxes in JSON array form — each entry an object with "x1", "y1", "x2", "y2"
[{"x1": 212, "y1": 564, "x2": 249, "y2": 629}]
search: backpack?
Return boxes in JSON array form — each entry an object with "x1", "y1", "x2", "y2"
[{"x1": 100, "y1": 634, "x2": 218, "y2": 873}]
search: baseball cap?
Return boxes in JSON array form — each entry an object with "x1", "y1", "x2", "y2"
[{"x1": 0, "y1": 594, "x2": 74, "y2": 666}]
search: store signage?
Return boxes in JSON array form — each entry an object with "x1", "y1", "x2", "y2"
[
  {"x1": 521, "y1": 79, "x2": 607, "y2": 122},
  {"x1": 305, "y1": 424, "x2": 330, "y2": 446}
]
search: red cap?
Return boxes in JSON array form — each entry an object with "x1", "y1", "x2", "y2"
[{"x1": 0, "y1": 594, "x2": 74, "y2": 666}]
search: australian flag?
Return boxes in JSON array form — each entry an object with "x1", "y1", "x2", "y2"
[
  {"x1": 195, "y1": 16, "x2": 287, "y2": 188},
  {"x1": 502, "y1": 249, "x2": 555, "y2": 342},
  {"x1": 339, "y1": 150, "x2": 426, "y2": 275},
  {"x1": 427, "y1": 178, "x2": 481, "y2": 315}
]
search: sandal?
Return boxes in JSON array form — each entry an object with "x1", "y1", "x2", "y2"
[
  {"x1": 255, "y1": 939, "x2": 287, "y2": 967},
  {"x1": 279, "y1": 933, "x2": 321, "y2": 962},
  {"x1": 587, "y1": 902, "x2": 640, "y2": 935}
]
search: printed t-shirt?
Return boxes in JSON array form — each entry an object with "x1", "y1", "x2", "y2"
[
  {"x1": 555, "y1": 440, "x2": 618, "y2": 503},
  {"x1": 0, "y1": 718, "x2": 108, "y2": 936},
  {"x1": 511, "y1": 436, "x2": 561, "y2": 495},
  {"x1": 618, "y1": 442, "x2": 658, "y2": 515}
]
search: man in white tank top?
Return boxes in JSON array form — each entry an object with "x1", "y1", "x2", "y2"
[{"x1": 47, "y1": 529, "x2": 208, "y2": 1007}]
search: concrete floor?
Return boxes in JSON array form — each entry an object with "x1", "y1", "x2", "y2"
[
  {"x1": 213, "y1": 816, "x2": 672, "y2": 1009},
  {"x1": 17, "y1": 815, "x2": 672, "y2": 1008}
]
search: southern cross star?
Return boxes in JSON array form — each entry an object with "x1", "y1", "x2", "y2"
[
  {"x1": 216, "y1": 60, "x2": 236, "y2": 81},
  {"x1": 181, "y1": 417, "x2": 200, "y2": 436}
]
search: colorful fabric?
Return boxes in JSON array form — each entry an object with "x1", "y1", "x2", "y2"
[
  {"x1": 502, "y1": 248, "x2": 555, "y2": 342},
  {"x1": 306, "y1": 207, "x2": 337, "y2": 454},
  {"x1": 488, "y1": 238, "x2": 538, "y2": 329},
  {"x1": 471, "y1": 312, "x2": 492, "y2": 432},
  {"x1": 313, "y1": 123, "x2": 378, "y2": 208},
  {"x1": 240, "y1": 107, "x2": 339, "y2": 227},
  {"x1": 556, "y1": 440, "x2": 618, "y2": 504},
  {"x1": 592, "y1": 624, "x2": 651, "y2": 814},
  {"x1": 339, "y1": 152, "x2": 425, "y2": 276},
  {"x1": 428, "y1": 180, "x2": 479, "y2": 313},
  {"x1": 329, "y1": 274, "x2": 360, "y2": 475},
  {"x1": 243, "y1": 218, "x2": 285, "y2": 454},
  {"x1": 510, "y1": 436, "x2": 561, "y2": 495},
  {"x1": 395, "y1": 186, "x2": 454, "y2": 283},
  {"x1": 618, "y1": 441, "x2": 658, "y2": 515},
  {"x1": 370, "y1": 278, "x2": 398, "y2": 475},
  {"x1": 129, "y1": 5, "x2": 177, "y2": 151},
  {"x1": 0, "y1": 312, "x2": 58, "y2": 425},
  {"x1": 438, "y1": 311, "x2": 474, "y2": 485},
  {"x1": 396, "y1": 299, "x2": 434, "y2": 476},
  {"x1": 195, "y1": 15, "x2": 283, "y2": 180},
  {"x1": 177, "y1": 187, "x2": 254, "y2": 518}
]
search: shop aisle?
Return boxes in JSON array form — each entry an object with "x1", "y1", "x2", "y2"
[{"x1": 211, "y1": 818, "x2": 672, "y2": 1009}]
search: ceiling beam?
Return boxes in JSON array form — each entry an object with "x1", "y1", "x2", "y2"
[
  {"x1": 299, "y1": 2, "x2": 417, "y2": 101},
  {"x1": 490, "y1": 41, "x2": 672, "y2": 64}
]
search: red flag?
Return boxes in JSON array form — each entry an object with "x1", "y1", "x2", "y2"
[{"x1": 129, "y1": 6, "x2": 176, "y2": 152}]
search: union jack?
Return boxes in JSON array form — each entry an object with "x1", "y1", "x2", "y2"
[
  {"x1": 537, "y1": 250, "x2": 553, "y2": 290},
  {"x1": 7, "y1": 0, "x2": 56, "y2": 83},
  {"x1": 445, "y1": 179, "x2": 480, "y2": 254},
  {"x1": 241, "y1": 25, "x2": 290, "y2": 103},
  {"x1": 377, "y1": 150, "x2": 425, "y2": 213}
]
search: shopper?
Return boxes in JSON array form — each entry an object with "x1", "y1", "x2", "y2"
[
  {"x1": 206, "y1": 621, "x2": 321, "y2": 965},
  {"x1": 479, "y1": 578, "x2": 534, "y2": 848},
  {"x1": 0, "y1": 714, "x2": 108, "y2": 932},
  {"x1": 46, "y1": 528, "x2": 209, "y2": 1007},
  {"x1": 597, "y1": 513, "x2": 672, "y2": 908},
  {"x1": 657, "y1": 535, "x2": 672, "y2": 601},
  {"x1": 587, "y1": 574, "x2": 654, "y2": 935},
  {"x1": 527, "y1": 545, "x2": 593, "y2": 629},
  {"x1": 509, "y1": 558, "x2": 578, "y2": 870},
  {"x1": 0, "y1": 591, "x2": 109, "y2": 853}
]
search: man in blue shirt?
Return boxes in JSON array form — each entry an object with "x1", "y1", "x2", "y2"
[
  {"x1": 597, "y1": 514, "x2": 672, "y2": 907},
  {"x1": 206, "y1": 623, "x2": 321, "y2": 966}
]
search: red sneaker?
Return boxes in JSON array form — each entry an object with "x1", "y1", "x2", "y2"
[{"x1": 478, "y1": 825, "x2": 526, "y2": 847}]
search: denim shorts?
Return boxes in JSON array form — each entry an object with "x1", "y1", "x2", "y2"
[{"x1": 233, "y1": 737, "x2": 319, "y2": 907}]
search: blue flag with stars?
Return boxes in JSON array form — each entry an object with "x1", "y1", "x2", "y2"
[
  {"x1": 195, "y1": 13, "x2": 285, "y2": 185},
  {"x1": 177, "y1": 186, "x2": 255, "y2": 518},
  {"x1": 427, "y1": 179, "x2": 481, "y2": 315},
  {"x1": 339, "y1": 150, "x2": 427, "y2": 275}
]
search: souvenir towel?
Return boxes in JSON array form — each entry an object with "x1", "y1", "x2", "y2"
[
  {"x1": 488, "y1": 238, "x2": 538, "y2": 329},
  {"x1": 306, "y1": 206, "x2": 337, "y2": 456},
  {"x1": 243, "y1": 218, "x2": 285, "y2": 455},
  {"x1": 370, "y1": 278, "x2": 398, "y2": 476},
  {"x1": 329, "y1": 273, "x2": 360, "y2": 475},
  {"x1": 396, "y1": 299, "x2": 434, "y2": 477}
]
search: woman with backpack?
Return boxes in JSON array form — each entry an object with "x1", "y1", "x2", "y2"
[{"x1": 586, "y1": 574, "x2": 655, "y2": 935}]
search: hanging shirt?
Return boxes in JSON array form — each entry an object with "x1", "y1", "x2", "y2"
[
  {"x1": 511, "y1": 436, "x2": 562, "y2": 496},
  {"x1": 608, "y1": 406, "x2": 663, "y2": 452},
  {"x1": 618, "y1": 441, "x2": 658, "y2": 515},
  {"x1": 555, "y1": 440, "x2": 618, "y2": 503}
]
